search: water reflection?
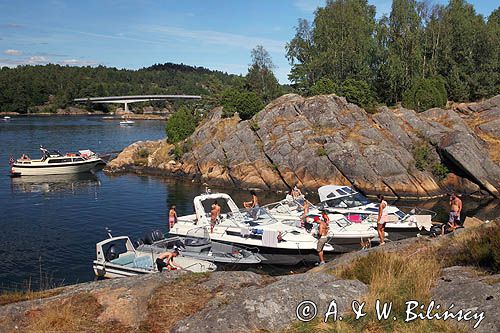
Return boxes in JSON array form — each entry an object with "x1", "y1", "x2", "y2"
[{"x1": 10, "y1": 173, "x2": 101, "y2": 194}]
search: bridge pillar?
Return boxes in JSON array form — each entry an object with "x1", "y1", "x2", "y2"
[{"x1": 124, "y1": 102, "x2": 129, "y2": 113}]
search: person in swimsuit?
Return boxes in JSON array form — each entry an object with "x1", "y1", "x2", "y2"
[
  {"x1": 210, "y1": 201, "x2": 220, "y2": 233},
  {"x1": 243, "y1": 190, "x2": 260, "y2": 219},
  {"x1": 376, "y1": 194, "x2": 388, "y2": 245},
  {"x1": 155, "y1": 250, "x2": 180, "y2": 272},
  {"x1": 449, "y1": 193, "x2": 462, "y2": 228},
  {"x1": 315, "y1": 215, "x2": 329, "y2": 265},
  {"x1": 168, "y1": 205, "x2": 177, "y2": 229}
]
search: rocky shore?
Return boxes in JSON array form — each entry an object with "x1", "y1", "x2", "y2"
[
  {"x1": 105, "y1": 94, "x2": 500, "y2": 199},
  {"x1": 0, "y1": 219, "x2": 498, "y2": 332}
]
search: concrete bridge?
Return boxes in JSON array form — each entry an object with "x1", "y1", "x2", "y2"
[{"x1": 74, "y1": 95, "x2": 202, "y2": 112}]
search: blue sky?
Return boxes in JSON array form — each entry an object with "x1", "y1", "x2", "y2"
[{"x1": 0, "y1": 0, "x2": 497, "y2": 83}]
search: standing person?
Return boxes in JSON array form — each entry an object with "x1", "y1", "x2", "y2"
[
  {"x1": 210, "y1": 201, "x2": 220, "y2": 233},
  {"x1": 316, "y1": 216, "x2": 329, "y2": 265},
  {"x1": 155, "y1": 250, "x2": 180, "y2": 272},
  {"x1": 320, "y1": 210, "x2": 330, "y2": 225},
  {"x1": 376, "y1": 194, "x2": 388, "y2": 245},
  {"x1": 449, "y1": 193, "x2": 462, "y2": 227},
  {"x1": 168, "y1": 205, "x2": 178, "y2": 229}
]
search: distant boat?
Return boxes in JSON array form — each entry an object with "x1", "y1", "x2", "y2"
[
  {"x1": 119, "y1": 120, "x2": 135, "y2": 126},
  {"x1": 10, "y1": 147, "x2": 106, "y2": 176},
  {"x1": 3, "y1": 116, "x2": 11, "y2": 121}
]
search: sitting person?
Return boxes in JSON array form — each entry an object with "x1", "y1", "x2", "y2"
[
  {"x1": 243, "y1": 190, "x2": 260, "y2": 219},
  {"x1": 155, "y1": 249, "x2": 180, "y2": 272}
]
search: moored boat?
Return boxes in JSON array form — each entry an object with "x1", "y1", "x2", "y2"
[
  {"x1": 93, "y1": 234, "x2": 217, "y2": 279},
  {"x1": 136, "y1": 230, "x2": 265, "y2": 265},
  {"x1": 119, "y1": 120, "x2": 135, "y2": 126},
  {"x1": 10, "y1": 147, "x2": 106, "y2": 176},
  {"x1": 317, "y1": 185, "x2": 434, "y2": 240},
  {"x1": 168, "y1": 191, "x2": 334, "y2": 265}
]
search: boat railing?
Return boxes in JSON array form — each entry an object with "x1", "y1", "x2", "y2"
[{"x1": 397, "y1": 206, "x2": 437, "y2": 220}]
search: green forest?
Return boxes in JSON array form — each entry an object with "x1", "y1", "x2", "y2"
[
  {"x1": 0, "y1": 0, "x2": 498, "y2": 116},
  {"x1": 287, "y1": 0, "x2": 500, "y2": 109}
]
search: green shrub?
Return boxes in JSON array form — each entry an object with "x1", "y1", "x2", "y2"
[
  {"x1": 172, "y1": 139, "x2": 192, "y2": 160},
  {"x1": 310, "y1": 77, "x2": 338, "y2": 96},
  {"x1": 413, "y1": 145, "x2": 431, "y2": 171},
  {"x1": 339, "y1": 78, "x2": 377, "y2": 109},
  {"x1": 432, "y1": 163, "x2": 449, "y2": 181},
  {"x1": 249, "y1": 119, "x2": 260, "y2": 131},
  {"x1": 220, "y1": 89, "x2": 263, "y2": 120},
  {"x1": 316, "y1": 146, "x2": 327, "y2": 157},
  {"x1": 165, "y1": 106, "x2": 197, "y2": 144},
  {"x1": 137, "y1": 148, "x2": 149, "y2": 158},
  {"x1": 402, "y1": 77, "x2": 447, "y2": 112}
]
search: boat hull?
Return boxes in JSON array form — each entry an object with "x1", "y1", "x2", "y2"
[
  {"x1": 93, "y1": 261, "x2": 151, "y2": 279},
  {"x1": 168, "y1": 232, "x2": 321, "y2": 265},
  {"x1": 12, "y1": 160, "x2": 105, "y2": 176},
  {"x1": 384, "y1": 226, "x2": 425, "y2": 241},
  {"x1": 327, "y1": 235, "x2": 374, "y2": 253}
]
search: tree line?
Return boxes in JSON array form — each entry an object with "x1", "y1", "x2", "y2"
[
  {"x1": 0, "y1": 63, "x2": 243, "y2": 113},
  {"x1": 286, "y1": 0, "x2": 500, "y2": 110}
]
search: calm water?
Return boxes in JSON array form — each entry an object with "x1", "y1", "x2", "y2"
[{"x1": 0, "y1": 116, "x2": 498, "y2": 291}]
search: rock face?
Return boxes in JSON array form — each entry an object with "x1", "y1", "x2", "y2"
[
  {"x1": 431, "y1": 266, "x2": 500, "y2": 333},
  {"x1": 106, "y1": 94, "x2": 500, "y2": 199},
  {"x1": 0, "y1": 270, "x2": 367, "y2": 333}
]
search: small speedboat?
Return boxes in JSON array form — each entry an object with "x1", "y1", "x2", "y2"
[
  {"x1": 119, "y1": 120, "x2": 135, "y2": 126},
  {"x1": 136, "y1": 230, "x2": 264, "y2": 265},
  {"x1": 10, "y1": 146, "x2": 106, "y2": 176},
  {"x1": 317, "y1": 185, "x2": 434, "y2": 240},
  {"x1": 265, "y1": 200, "x2": 379, "y2": 252},
  {"x1": 168, "y1": 191, "x2": 334, "y2": 265},
  {"x1": 3, "y1": 116, "x2": 11, "y2": 121},
  {"x1": 93, "y1": 233, "x2": 217, "y2": 279}
]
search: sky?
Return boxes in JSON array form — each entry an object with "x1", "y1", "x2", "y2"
[{"x1": 0, "y1": 0, "x2": 497, "y2": 83}]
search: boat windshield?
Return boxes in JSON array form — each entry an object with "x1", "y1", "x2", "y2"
[
  {"x1": 240, "y1": 207, "x2": 279, "y2": 226},
  {"x1": 324, "y1": 193, "x2": 371, "y2": 208}
]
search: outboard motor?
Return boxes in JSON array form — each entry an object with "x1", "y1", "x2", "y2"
[
  {"x1": 151, "y1": 230, "x2": 165, "y2": 242},
  {"x1": 105, "y1": 245, "x2": 118, "y2": 261},
  {"x1": 133, "y1": 238, "x2": 144, "y2": 248},
  {"x1": 143, "y1": 230, "x2": 165, "y2": 245}
]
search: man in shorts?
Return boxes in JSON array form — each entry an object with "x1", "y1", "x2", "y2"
[
  {"x1": 315, "y1": 216, "x2": 329, "y2": 265},
  {"x1": 449, "y1": 193, "x2": 462, "y2": 228}
]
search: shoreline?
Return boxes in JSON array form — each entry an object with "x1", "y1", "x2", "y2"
[{"x1": 0, "y1": 113, "x2": 167, "y2": 120}]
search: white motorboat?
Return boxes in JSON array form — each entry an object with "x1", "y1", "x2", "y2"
[
  {"x1": 317, "y1": 185, "x2": 434, "y2": 240},
  {"x1": 93, "y1": 234, "x2": 217, "y2": 279},
  {"x1": 264, "y1": 200, "x2": 379, "y2": 252},
  {"x1": 136, "y1": 230, "x2": 264, "y2": 265},
  {"x1": 168, "y1": 192, "x2": 334, "y2": 265},
  {"x1": 10, "y1": 147, "x2": 106, "y2": 176},
  {"x1": 119, "y1": 120, "x2": 135, "y2": 126},
  {"x1": 3, "y1": 116, "x2": 11, "y2": 121}
]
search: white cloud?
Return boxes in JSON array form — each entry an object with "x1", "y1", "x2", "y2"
[
  {"x1": 3, "y1": 49, "x2": 22, "y2": 56},
  {"x1": 294, "y1": 0, "x2": 324, "y2": 13},
  {"x1": 27, "y1": 56, "x2": 49, "y2": 64},
  {"x1": 59, "y1": 59, "x2": 97, "y2": 66},
  {"x1": 145, "y1": 25, "x2": 286, "y2": 53}
]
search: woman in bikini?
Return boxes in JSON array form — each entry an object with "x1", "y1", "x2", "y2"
[
  {"x1": 376, "y1": 194, "x2": 388, "y2": 245},
  {"x1": 168, "y1": 205, "x2": 177, "y2": 229}
]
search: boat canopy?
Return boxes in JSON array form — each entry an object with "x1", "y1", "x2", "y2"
[
  {"x1": 318, "y1": 185, "x2": 358, "y2": 202},
  {"x1": 193, "y1": 193, "x2": 243, "y2": 226}
]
